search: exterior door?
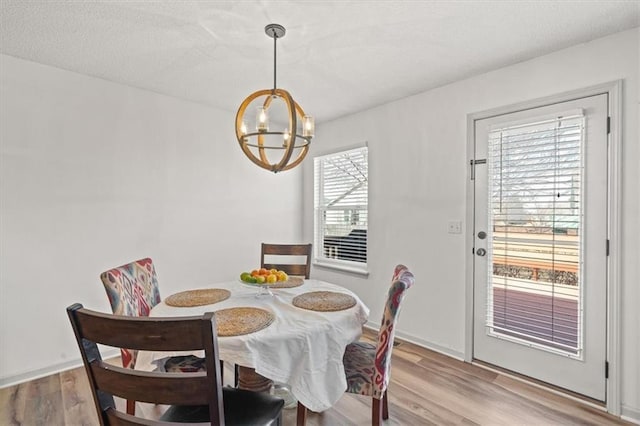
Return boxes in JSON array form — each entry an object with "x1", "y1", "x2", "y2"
[{"x1": 472, "y1": 94, "x2": 608, "y2": 401}]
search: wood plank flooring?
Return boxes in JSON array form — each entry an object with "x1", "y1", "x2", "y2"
[{"x1": 0, "y1": 331, "x2": 629, "y2": 425}]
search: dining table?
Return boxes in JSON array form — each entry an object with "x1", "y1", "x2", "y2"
[{"x1": 135, "y1": 278, "x2": 370, "y2": 413}]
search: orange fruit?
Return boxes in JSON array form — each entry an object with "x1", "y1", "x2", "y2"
[
  {"x1": 250, "y1": 269, "x2": 260, "y2": 277},
  {"x1": 259, "y1": 268, "x2": 269, "y2": 275}
]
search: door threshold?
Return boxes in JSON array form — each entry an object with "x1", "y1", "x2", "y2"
[{"x1": 471, "y1": 359, "x2": 606, "y2": 411}]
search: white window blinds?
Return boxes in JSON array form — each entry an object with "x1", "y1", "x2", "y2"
[
  {"x1": 314, "y1": 147, "x2": 368, "y2": 267},
  {"x1": 486, "y1": 113, "x2": 584, "y2": 355}
]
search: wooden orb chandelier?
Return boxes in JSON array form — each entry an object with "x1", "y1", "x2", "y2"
[{"x1": 235, "y1": 24, "x2": 314, "y2": 173}]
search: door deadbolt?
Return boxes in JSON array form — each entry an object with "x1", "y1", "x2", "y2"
[{"x1": 478, "y1": 231, "x2": 487, "y2": 240}]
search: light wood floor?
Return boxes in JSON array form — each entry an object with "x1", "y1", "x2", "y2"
[{"x1": 0, "y1": 331, "x2": 628, "y2": 425}]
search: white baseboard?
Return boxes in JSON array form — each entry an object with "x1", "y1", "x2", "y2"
[
  {"x1": 0, "y1": 349, "x2": 120, "y2": 389},
  {"x1": 364, "y1": 321, "x2": 465, "y2": 361},
  {"x1": 622, "y1": 405, "x2": 640, "y2": 425}
]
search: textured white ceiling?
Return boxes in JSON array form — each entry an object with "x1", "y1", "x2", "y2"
[{"x1": 1, "y1": 1, "x2": 638, "y2": 122}]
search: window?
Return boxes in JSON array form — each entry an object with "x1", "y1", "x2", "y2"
[{"x1": 314, "y1": 147, "x2": 368, "y2": 271}]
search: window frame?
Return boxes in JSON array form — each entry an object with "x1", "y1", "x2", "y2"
[{"x1": 313, "y1": 146, "x2": 369, "y2": 275}]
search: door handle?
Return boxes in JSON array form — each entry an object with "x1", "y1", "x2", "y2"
[{"x1": 476, "y1": 248, "x2": 486, "y2": 257}]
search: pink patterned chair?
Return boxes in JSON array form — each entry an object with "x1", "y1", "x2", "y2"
[
  {"x1": 100, "y1": 258, "x2": 161, "y2": 364},
  {"x1": 303, "y1": 264, "x2": 414, "y2": 426},
  {"x1": 100, "y1": 258, "x2": 161, "y2": 415},
  {"x1": 100, "y1": 258, "x2": 206, "y2": 415},
  {"x1": 346, "y1": 264, "x2": 413, "y2": 425}
]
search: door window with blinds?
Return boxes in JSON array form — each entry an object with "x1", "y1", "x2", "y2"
[
  {"x1": 314, "y1": 147, "x2": 368, "y2": 269},
  {"x1": 486, "y1": 112, "x2": 584, "y2": 357}
]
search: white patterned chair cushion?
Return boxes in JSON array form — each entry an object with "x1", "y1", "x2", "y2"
[
  {"x1": 100, "y1": 258, "x2": 162, "y2": 369},
  {"x1": 343, "y1": 265, "x2": 414, "y2": 399}
]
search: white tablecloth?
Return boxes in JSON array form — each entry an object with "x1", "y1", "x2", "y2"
[{"x1": 135, "y1": 279, "x2": 370, "y2": 412}]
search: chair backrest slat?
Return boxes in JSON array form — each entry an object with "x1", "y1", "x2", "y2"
[
  {"x1": 261, "y1": 263, "x2": 308, "y2": 277},
  {"x1": 104, "y1": 408, "x2": 200, "y2": 426},
  {"x1": 74, "y1": 309, "x2": 206, "y2": 351},
  {"x1": 67, "y1": 304, "x2": 224, "y2": 425},
  {"x1": 261, "y1": 243, "x2": 312, "y2": 279},
  {"x1": 91, "y1": 361, "x2": 211, "y2": 406}
]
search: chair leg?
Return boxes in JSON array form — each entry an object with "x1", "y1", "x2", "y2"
[
  {"x1": 126, "y1": 399, "x2": 135, "y2": 415},
  {"x1": 234, "y1": 363, "x2": 239, "y2": 387},
  {"x1": 382, "y1": 391, "x2": 389, "y2": 420},
  {"x1": 296, "y1": 402, "x2": 307, "y2": 426},
  {"x1": 271, "y1": 412, "x2": 283, "y2": 426},
  {"x1": 372, "y1": 397, "x2": 382, "y2": 426}
]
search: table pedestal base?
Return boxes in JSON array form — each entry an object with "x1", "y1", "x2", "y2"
[{"x1": 237, "y1": 366, "x2": 272, "y2": 393}]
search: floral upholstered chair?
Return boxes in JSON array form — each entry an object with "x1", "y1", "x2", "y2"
[
  {"x1": 101, "y1": 258, "x2": 160, "y2": 318},
  {"x1": 342, "y1": 264, "x2": 414, "y2": 426},
  {"x1": 100, "y1": 258, "x2": 205, "y2": 414},
  {"x1": 296, "y1": 265, "x2": 414, "y2": 426}
]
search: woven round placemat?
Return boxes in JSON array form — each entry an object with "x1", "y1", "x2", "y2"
[
  {"x1": 165, "y1": 288, "x2": 231, "y2": 307},
  {"x1": 292, "y1": 291, "x2": 357, "y2": 312},
  {"x1": 215, "y1": 307, "x2": 274, "y2": 337},
  {"x1": 269, "y1": 276, "x2": 304, "y2": 289}
]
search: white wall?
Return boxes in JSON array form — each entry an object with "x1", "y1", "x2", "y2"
[
  {"x1": 303, "y1": 28, "x2": 639, "y2": 418},
  {"x1": 0, "y1": 54, "x2": 303, "y2": 384}
]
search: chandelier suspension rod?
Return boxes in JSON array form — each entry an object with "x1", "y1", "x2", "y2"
[{"x1": 272, "y1": 28, "x2": 277, "y2": 91}]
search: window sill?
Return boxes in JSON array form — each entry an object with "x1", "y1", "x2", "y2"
[{"x1": 313, "y1": 260, "x2": 369, "y2": 277}]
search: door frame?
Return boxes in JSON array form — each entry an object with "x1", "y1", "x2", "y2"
[{"x1": 464, "y1": 80, "x2": 622, "y2": 415}]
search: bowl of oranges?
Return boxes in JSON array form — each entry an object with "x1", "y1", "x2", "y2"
[
  {"x1": 240, "y1": 268, "x2": 288, "y2": 297},
  {"x1": 240, "y1": 268, "x2": 288, "y2": 286}
]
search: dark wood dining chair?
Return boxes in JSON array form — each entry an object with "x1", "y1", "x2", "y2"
[
  {"x1": 233, "y1": 243, "x2": 314, "y2": 388},
  {"x1": 261, "y1": 243, "x2": 312, "y2": 278},
  {"x1": 296, "y1": 265, "x2": 414, "y2": 426},
  {"x1": 100, "y1": 258, "x2": 210, "y2": 415},
  {"x1": 67, "y1": 303, "x2": 284, "y2": 426}
]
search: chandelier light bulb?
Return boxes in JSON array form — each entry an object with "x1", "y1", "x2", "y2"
[
  {"x1": 303, "y1": 115, "x2": 315, "y2": 138},
  {"x1": 256, "y1": 107, "x2": 269, "y2": 132},
  {"x1": 283, "y1": 128, "x2": 291, "y2": 147}
]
